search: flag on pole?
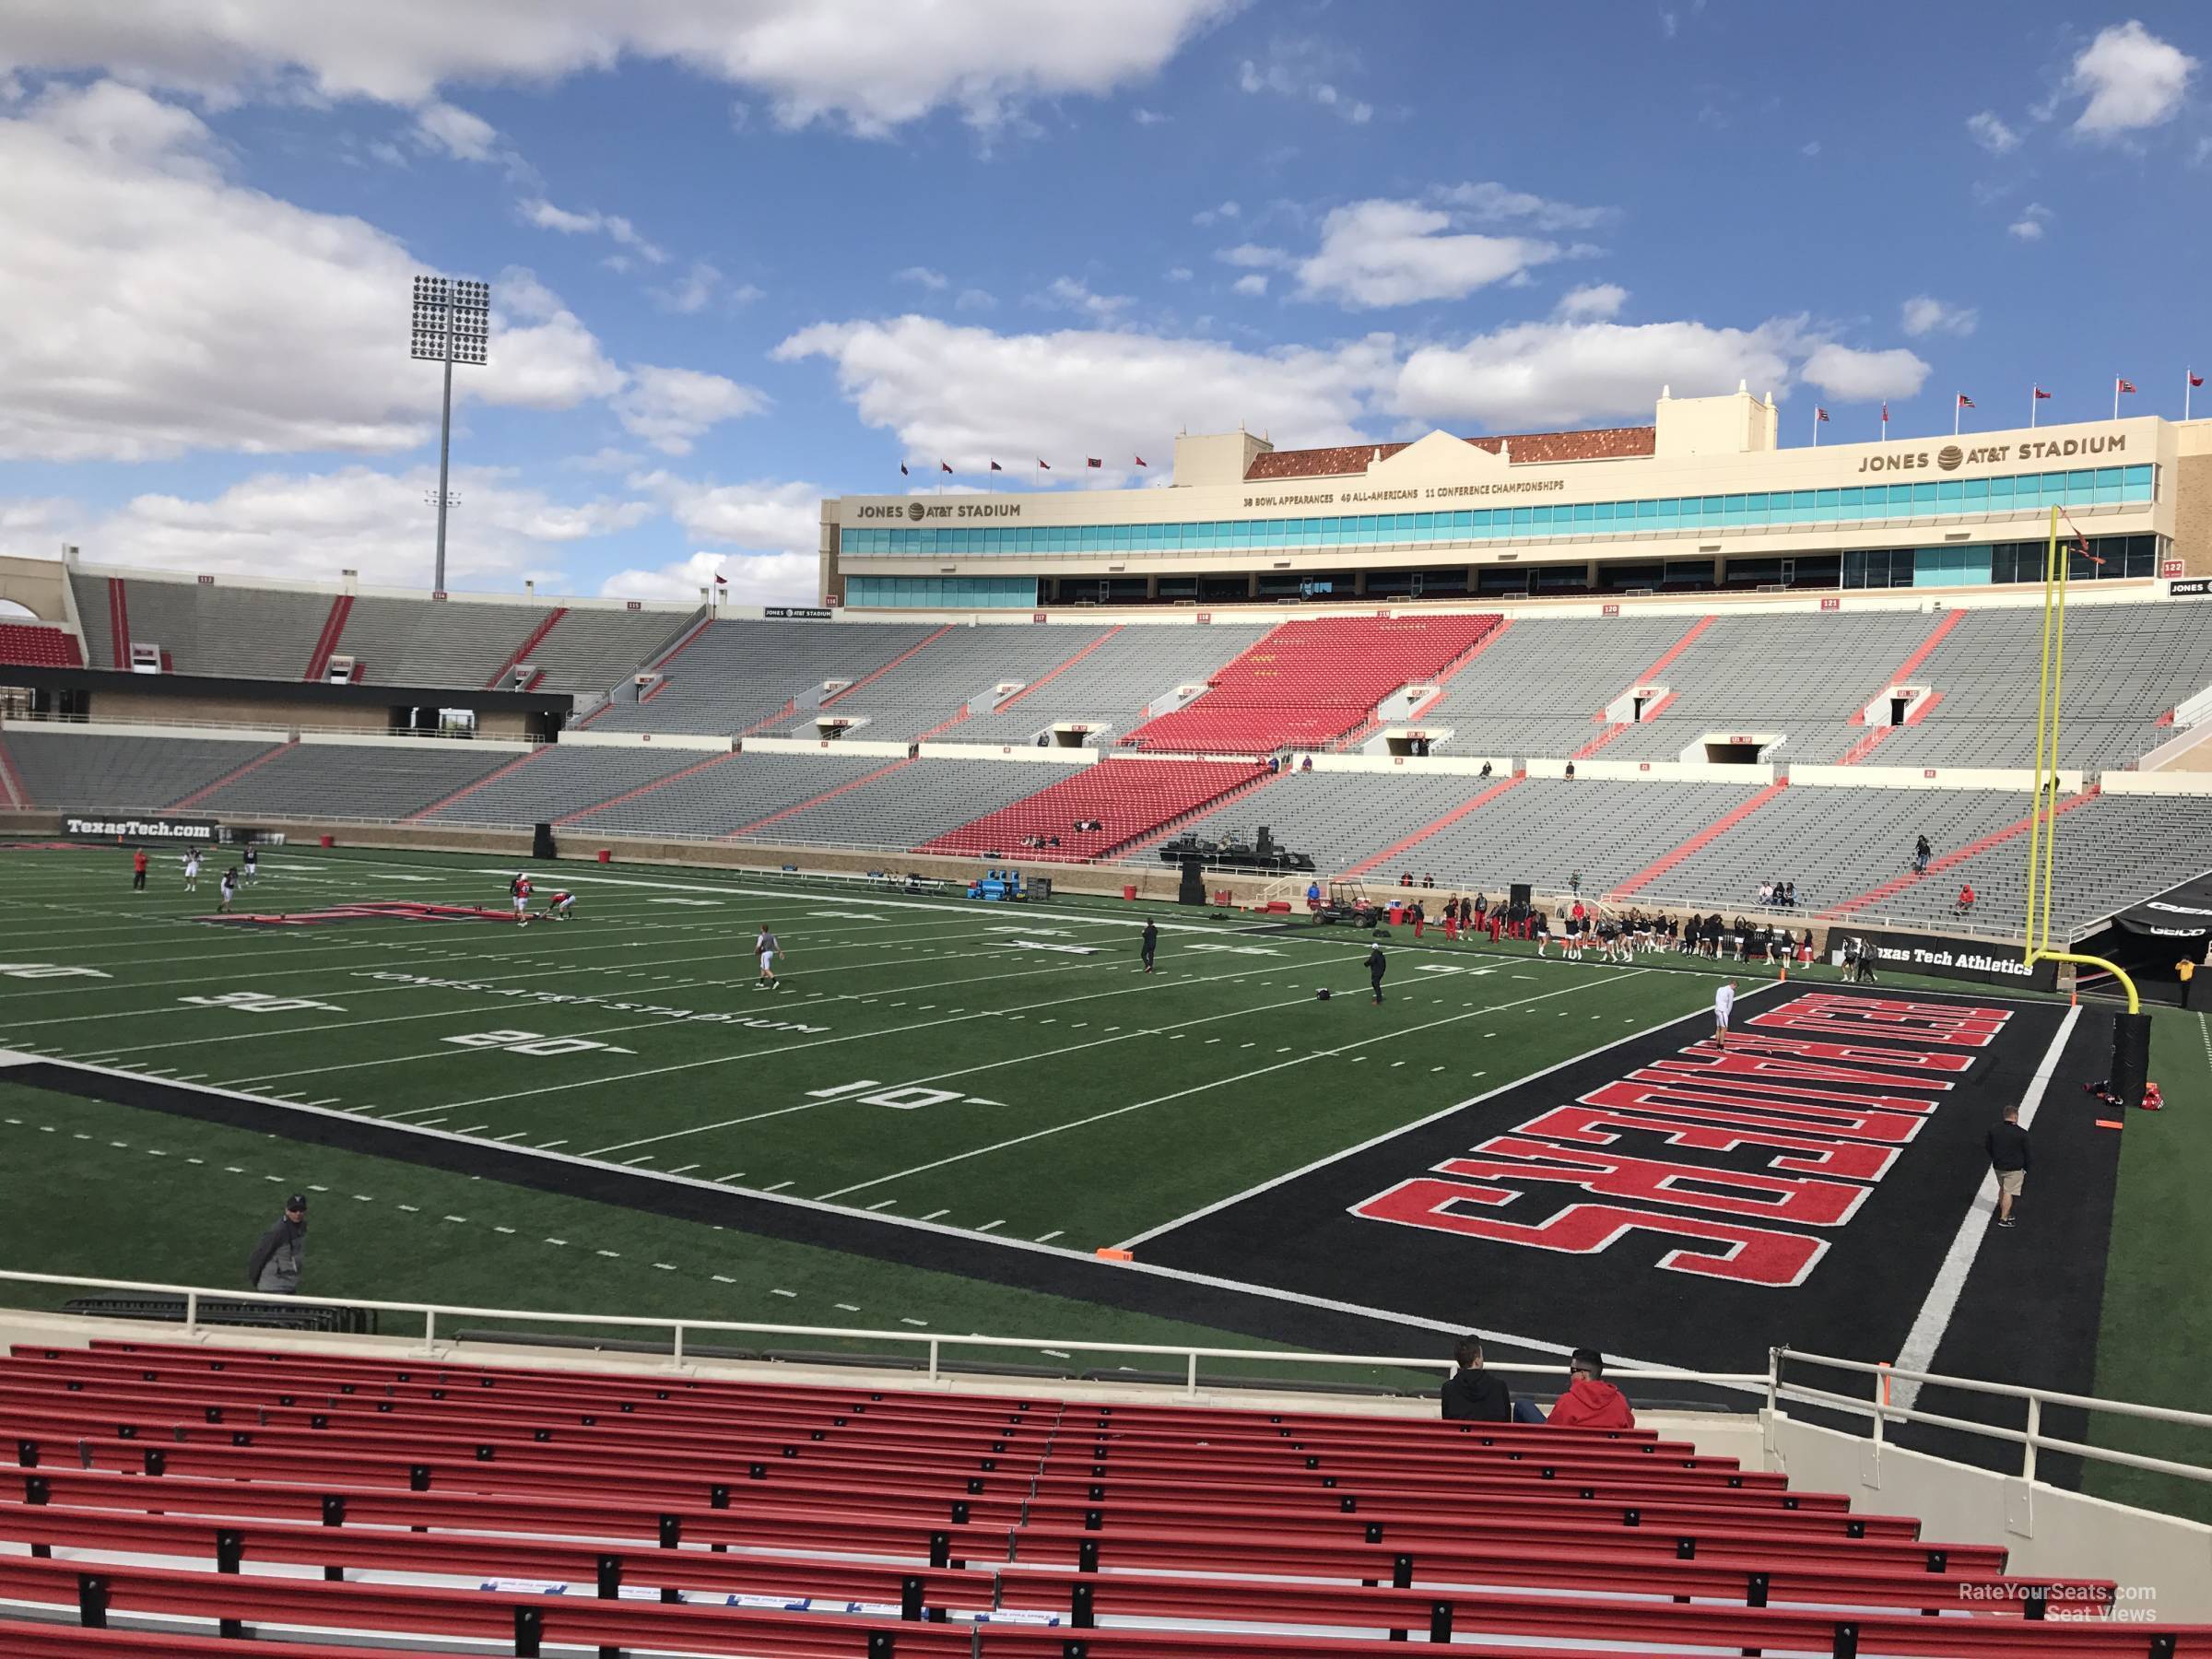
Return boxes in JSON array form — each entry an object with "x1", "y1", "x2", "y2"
[
  {"x1": 939, "y1": 462, "x2": 952, "y2": 474},
  {"x1": 989, "y1": 460, "x2": 1002, "y2": 472},
  {"x1": 2034, "y1": 386, "x2": 2052, "y2": 400},
  {"x1": 1817, "y1": 407, "x2": 1830, "y2": 422},
  {"x1": 712, "y1": 573, "x2": 728, "y2": 587},
  {"x1": 1879, "y1": 401, "x2": 1888, "y2": 438},
  {"x1": 1954, "y1": 392, "x2": 1972, "y2": 436},
  {"x1": 900, "y1": 463, "x2": 909, "y2": 476},
  {"x1": 2191, "y1": 370, "x2": 2204, "y2": 421},
  {"x1": 1086, "y1": 457, "x2": 1102, "y2": 468},
  {"x1": 1037, "y1": 458, "x2": 1051, "y2": 470},
  {"x1": 2117, "y1": 378, "x2": 2138, "y2": 395},
  {"x1": 1956, "y1": 393, "x2": 1975, "y2": 408},
  {"x1": 1135, "y1": 455, "x2": 1147, "y2": 467}
]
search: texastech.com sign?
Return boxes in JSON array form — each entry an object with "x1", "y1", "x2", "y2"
[{"x1": 62, "y1": 815, "x2": 219, "y2": 841}]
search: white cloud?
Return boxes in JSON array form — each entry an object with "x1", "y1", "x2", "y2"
[
  {"x1": 1297, "y1": 199, "x2": 1561, "y2": 309},
  {"x1": 1432, "y1": 180, "x2": 1610, "y2": 232},
  {"x1": 0, "y1": 81, "x2": 620, "y2": 462},
  {"x1": 2065, "y1": 20, "x2": 2196, "y2": 135},
  {"x1": 1231, "y1": 273, "x2": 1268, "y2": 297},
  {"x1": 599, "y1": 548, "x2": 818, "y2": 606},
  {"x1": 1217, "y1": 242, "x2": 1291, "y2": 268},
  {"x1": 1237, "y1": 37, "x2": 1371, "y2": 123},
  {"x1": 519, "y1": 196, "x2": 667, "y2": 264},
  {"x1": 954, "y1": 287, "x2": 996, "y2": 311},
  {"x1": 1966, "y1": 110, "x2": 2020, "y2": 154},
  {"x1": 1394, "y1": 317, "x2": 1806, "y2": 429},
  {"x1": 1900, "y1": 295, "x2": 1978, "y2": 337},
  {"x1": 1192, "y1": 199, "x2": 1240, "y2": 226},
  {"x1": 773, "y1": 314, "x2": 1394, "y2": 478},
  {"x1": 1164, "y1": 265, "x2": 1194, "y2": 282},
  {"x1": 0, "y1": 0, "x2": 1241, "y2": 135},
  {"x1": 3, "y1": 465, "x2": 650, "y2": 589},
  {"x1": 650, "y1": 259, "x2": 752, "y2": 314},
  {"x1": 1799, "y1": 343, "x2": 1930, "y2": 402},
  {"x1": 612, "y1": 365, "x2": 770, "y2": 455},
  {"x1": 1800, "y1": 139, "x2": 1821, "y2": 157},
  {"x1": 412, "y1": 100, "x2": 499, "y2": 161},
  {"x1": 637, "y1": 474, "x2": 822, "y2": 552},
  {"x1": 895, "y1": 265, "x2": 948, "y2": 289},
  {"x1": 2008, "y1": 202, "x2": 2053, "y2": 241},
  {"x1": 1132, "y1": 107, "x2": 1170, "y2": 125},
  {"x1": 1030, "y1": 276, "x2": 1133, "y2": 320},
  {"x1": 1556, "y1": 283, "x2": 1627, "y2": 321}
]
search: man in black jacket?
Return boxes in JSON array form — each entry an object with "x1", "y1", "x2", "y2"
[
  {"x1": 1139, "y1": 918, "x2": 1158, "y2": 973},
  {"x1": 1986, "y1": 1106, "x2": 2030, "y2": 1228},
  {"x1": 1441, "y1": 1335, "x2": 1512, "y2": 1421},
  {"x1": 247, "y1": 1194, "x2": 308, "y2": 1294},
  {"x1": 1366, "y1": 942, "x2": 1387, "y2": 1005}
]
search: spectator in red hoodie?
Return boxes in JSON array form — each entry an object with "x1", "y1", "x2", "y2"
[{"x1": 1512, "y1": 1348, "x2": 1636, "y2": 1429}]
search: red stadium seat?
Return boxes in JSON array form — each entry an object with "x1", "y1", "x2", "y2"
[
  {"x1": 919, "y1": 757, "x2": 1269, "y2": 860},
  {"x1": 1121, "y1": 614, "x2": 1500, "y2": 755},
  {"x1": 0, "y1": 622, "x2": 83, "y2": 668}
]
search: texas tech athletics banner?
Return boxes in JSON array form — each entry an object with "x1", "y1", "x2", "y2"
[{"x1": 1844, "y1": 927, "x2": 2059, "y2": 991}]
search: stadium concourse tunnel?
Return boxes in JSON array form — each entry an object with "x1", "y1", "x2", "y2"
[{"x1": 532, "y1": 819, "x2": 557, "y2": 860}]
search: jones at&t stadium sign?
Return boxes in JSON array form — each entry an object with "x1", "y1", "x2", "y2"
[
  {"x1": 851, "y1": 501, "x2": 1024, "y2": 522},
  {"x1": 63, "y1": 815, "x2": 220, "y2": 841},
  {"x1": 1856, "y1": 431, "x2": 2127, "y2": 474}
]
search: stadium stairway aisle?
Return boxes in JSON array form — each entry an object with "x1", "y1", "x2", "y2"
[{"x1": 1, "y1": 1337, "x2": 2204, "y2": 1654}]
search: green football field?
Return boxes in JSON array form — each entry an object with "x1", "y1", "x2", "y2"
[{"x1": 0, "y1": 841, "x2": 2206, "y2": 1514}]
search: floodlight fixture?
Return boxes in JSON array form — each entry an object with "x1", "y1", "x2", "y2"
[{"x1": 409, "y1": 274, "x2": 491, "y2": 594}]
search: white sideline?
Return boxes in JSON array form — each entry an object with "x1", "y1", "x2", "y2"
[{"x1": 1888, "y1": 1003, "x2": 2080, "y2": 1412}]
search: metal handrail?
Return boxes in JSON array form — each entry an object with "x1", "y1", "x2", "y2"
[{"x1": 0, "y1": 1268, "x2": 1761, "y2": 1399}]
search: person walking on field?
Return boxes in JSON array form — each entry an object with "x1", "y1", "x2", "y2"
[
  {"x1": 1712, "y1": 978, "x2": 1736, "y2": 1050},
  {"x1": 753, "y1": 925, "x2": 782, "y2": 990},
  {"x1": 181, "y1": 846, "x2": 201, "y2": 893},
  {"x1": 246, "y1": 1194, "x2": 308, "y2": 1296},
  {"x1": 130, "y1": 847, "x2": 147, "y2": 891},
  {"x1": 1140, "y1": 918, "x2": 1158, "y2": 973},
  {"x1": 1986, "y1": 1104, "x2": 2030, "y2": 1228},
  {"x1": 1367, "y1": 941, "x2": 1388, "y2": 1005}
]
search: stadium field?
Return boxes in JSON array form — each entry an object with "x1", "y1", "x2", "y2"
[{"x1": 0, "y1": 841, "x2": 2206, "y2": 1512}]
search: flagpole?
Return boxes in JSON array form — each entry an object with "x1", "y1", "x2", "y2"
[
  {"x1": 1811, "y1": 407, "x2": 1818, "y2": 447},
  {"x1": 2030, "y1": 387, "x2": 2037, "y2": 429},
  {"x1": 2113, "y1": 378, "x2": 2120, "y2": 421},
  {"x1": 1954, "y1": 397, "x2": 1961, "y2": 438},
  {"x1": 2190, "y1": 369, "x2": 2195, "y2": 423}
]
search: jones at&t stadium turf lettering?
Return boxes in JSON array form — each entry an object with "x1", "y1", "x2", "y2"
[{"x1": 1350, "y1": 993, "x2": 2009, "y2": 1288}]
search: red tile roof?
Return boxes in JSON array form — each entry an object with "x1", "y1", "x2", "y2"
[{"x1": 1244, "y1": 426, "x2": 1655, "y2": 481}]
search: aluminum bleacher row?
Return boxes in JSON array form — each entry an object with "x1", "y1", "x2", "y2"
[
  {"x1": 64, "y1": 571, "x2": 695, "y2": 694},
  {"x1": 5, "y1": 1337, "x2": 2199, "y2": 1655}
]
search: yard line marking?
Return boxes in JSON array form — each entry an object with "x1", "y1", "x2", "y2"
[
  {"x1": 712, "y1": 1274, "x2": 736, "y2": 1284},
  {"x1": 976, "y1": 1219, "x2": 1005, "y2": 1232},
  {"x1": 1035, "y1": 1230, "x2": 1064, "y2": 1243},
  {"x1": 668, "y1": 1163, "x2": 700, "y2": 1174},
  {"x1": 621, "y1": 1155, "x2": 654, "y2": 1166},
  {"x1": 761, "y1": 1179, "x2": 793, "y2": 1192},
  {"x1": 459, "y1": 1124, "x2": 490, "y2": 1135},
  {"x1": 653, "y1": 1263, "x2": 677, "y2": 1272},
  {"x1": 921, "y1": 1209, "x2": 949, "y2": 1221},
  {"x1": 441, "y1": 1215, "x2": 467, "y2": 1224},
  {"x1": 865, "y1": 1198, "x2": 899, "y2": 1211},
  {"x1": 492, "y1": 1131, "x2": 530, "y2": 1143},
  {"x1": 1112, "y1": 977, "x2": 1783, "y2": 1251},
  {"x1": 835, "y1": 1303, "x2": 861, "y2": 1312},
  {"x1": 1888, "y1": 1004, "x2": 2079, "y2": 1413},
  {"x1": 493, "y1": 1226, "x2": 515, "y2": 1234}
]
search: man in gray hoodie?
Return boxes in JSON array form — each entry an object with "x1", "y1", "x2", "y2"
[{"x1": 247, "y1": 1194, "x2": 308, "y2": 1295}]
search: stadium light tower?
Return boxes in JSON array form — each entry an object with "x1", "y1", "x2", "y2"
[{"x1": 409, "y1": 275, "x2": 489, "y2": 595}]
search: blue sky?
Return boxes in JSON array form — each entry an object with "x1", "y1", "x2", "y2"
[{"x1": 0, "y1": 2, "x2": 2204, "y2": 605}]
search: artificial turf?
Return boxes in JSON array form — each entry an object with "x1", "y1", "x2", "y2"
[{"x1": 1, "y1": 840, "x2": 2206, "y2": 1508}]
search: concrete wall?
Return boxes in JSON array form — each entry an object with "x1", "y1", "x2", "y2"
[
  {"x1": 0, "y1": 552, "x2": 69, "y2": 624},
  {"x1": 1767, "y1": 1412, "x2": 2212, "y2": 1619}
]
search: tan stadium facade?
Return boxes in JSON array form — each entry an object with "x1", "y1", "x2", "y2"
[{"x1": 820, "y1": 387, "x2": 2212, "y2": 613}]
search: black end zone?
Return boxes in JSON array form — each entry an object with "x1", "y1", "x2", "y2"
[{"x1": 1141, "y1": 986, "x2": 2121, "y2": 1385}]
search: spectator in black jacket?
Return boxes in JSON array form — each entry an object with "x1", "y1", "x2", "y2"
[
  {"x1": 1441, "y1": 1335, "x2": 1512, "y2": 1421},
  {"x1": 1986, "y1": 1106, "x2": 2030, "y2": 1228}
]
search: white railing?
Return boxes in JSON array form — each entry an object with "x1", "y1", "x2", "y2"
[
  {"x1": 0, "y1": 1269, "x2": 1755, "y2": 1400},
  {"x1": 1, "y1": 1269, "x2": 2206, "y2": 1500},
  {"x1": 1774, "y1": 1347, "x2": 2212, "y2": 1489},
  {"x1": 0, "y1": 710, "x2": 536, "y2": 745}
]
